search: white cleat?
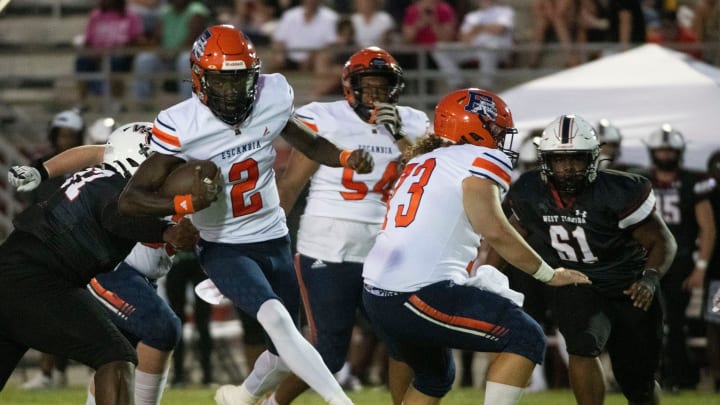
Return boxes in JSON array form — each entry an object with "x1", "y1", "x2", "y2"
[
  {"x1": 215, "y1": 384, "x2": 261, "y2": 405},
  {"x1": 21, "y1": 373, "x2": 52, "y2": 390}
]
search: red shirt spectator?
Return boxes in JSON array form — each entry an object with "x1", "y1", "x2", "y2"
[{"x1": 402, "y1": 0, "x2": 456, "y2": 45}]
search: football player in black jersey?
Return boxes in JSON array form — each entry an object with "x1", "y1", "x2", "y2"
[
  {"x1": 631, "y1": 125, "x2": 716, "y2": 391},
  {"x1": 704, "y1": 150, "x2": 720, "y2": 392},
  {"x1": 0, "y1": 123, "x2": 198, "y2": 405},
  {"x1": 490, "y1": 114, "x2": 677, "y2": 405}
]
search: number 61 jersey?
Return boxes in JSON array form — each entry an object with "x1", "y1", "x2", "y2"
[
  {"x1": 508, "y1": 169, "x2": 657, "y2": 296},
  {"x1": 363, "y1": 144, "x2": 513, "y2": 292}
]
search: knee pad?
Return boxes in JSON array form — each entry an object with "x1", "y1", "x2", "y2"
[
  {"x1": 412, "y1": 362, "x2": 455, "y2": 398},
  {"x1": 565, "y1": 331, "x2": 602, "y2": 357}
]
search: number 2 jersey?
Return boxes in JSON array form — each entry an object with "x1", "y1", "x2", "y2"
[
  {"x1": 294, "y1": 100, "x2": 429, "y2": 262},
  {"x1": 363, "y1": 144, "x2": 513, "y2": 292},
  {"x1": 509, "y1": 169, "x2": 657, "y2": 295},
  {"x1": 150, "y1": 74, "x2": 293, "y2": 244}
]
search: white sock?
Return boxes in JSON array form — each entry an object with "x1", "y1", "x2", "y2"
[
  {"x1": 256, "y1": 299, "x2": 350, "y2": 403},
  {"x1": 134, "y1": 369, "x2": 169, "y2": 405},
  {"x1": 86, "y1": 385, "x2": 96, "y2": 405},
  {"x1": 485, "y1": 381, "x2": 525, "y2": 405},
  {"x1": 242, "y1": 350, "x2": 290, "y2": 396}
]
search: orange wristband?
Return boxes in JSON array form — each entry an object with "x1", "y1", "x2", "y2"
[
  {"x1": 339, "y1": 150, "x2": 352, "y2": 168},
  {"x1": 174, "y1": 194, "x2": 194, "y2": 215}
]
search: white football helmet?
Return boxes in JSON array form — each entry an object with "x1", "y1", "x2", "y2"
[
  {"x1": 538, "y1": 114, "x2": 600, "y2": 193},
  {"x1": 646, "y1": 123, "x2": 685, "y2": 170},
  {"x1": 596, "y1": 118, "x2": 622, "y2": 145},
  {"x1": 103, "y1": 122, "x2": 153, "y2": 177}
]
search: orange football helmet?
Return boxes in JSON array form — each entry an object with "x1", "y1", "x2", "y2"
[
  {"x1": 341, "y1": 46, "x2": 404, "y2": 121},
  {"x1": 190, "y1": 25, "x2": 261, "y2": 126},
  {"x1": 433, "y1": 88, "x2": 519, "y2": 162}
]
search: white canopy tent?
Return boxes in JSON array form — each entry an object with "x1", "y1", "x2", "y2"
[{"x1": 500, "y1": 44, "x2": 720, "y2": 170}]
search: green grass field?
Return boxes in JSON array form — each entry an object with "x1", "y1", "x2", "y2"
[{"x1": 0, "y1": 386, "x2": 716, "y2": 404}]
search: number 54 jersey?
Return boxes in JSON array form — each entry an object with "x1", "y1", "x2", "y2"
[
  {"x1": 363, "y1": 144, "x2": 513, "y2": 292},
  {"x1": 508, "y1": 169, "x2": 657, "y2": 296}
]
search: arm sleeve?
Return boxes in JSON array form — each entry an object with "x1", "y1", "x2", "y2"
[{"x1": 101, "y1": 201, "x2": 170, "y2": 243}]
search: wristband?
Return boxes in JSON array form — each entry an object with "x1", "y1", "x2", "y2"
[
  {"x1": 696, "y1": 260, "x2": 708, "y2": 271},
  {"x1": 173, "y1": 194, "x2": 194, "y2": 215},
  {"x1": 532, "y1": 261, "x2": 555, "y2": 283},
  {"x1": 339, "y1": 150, "x2": 352, "y2": 168},
  {"x1": 32, "y1": 161, "x2": 49, "y2": 181},
  {"x1": 641, "y1": 268, "x2": 661, "y2": 291}
]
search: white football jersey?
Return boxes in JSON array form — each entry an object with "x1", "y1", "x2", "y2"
[
  {"x1": 123, "y1": 242, "x2": 175, "y2": 279},
  {"x1": 363, "y1": 144, "x2": 513, "y2": 292},
  {"x1": 150, "y1": 74, "x2": 293, "y2": 243},
  {"x1": 295, "y1": 101, "x2": 429, "y2": 262}
]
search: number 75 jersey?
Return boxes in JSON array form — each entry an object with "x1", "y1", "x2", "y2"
[{"x1": 363, "y1": 144, "x2": 513, "y2": 292}]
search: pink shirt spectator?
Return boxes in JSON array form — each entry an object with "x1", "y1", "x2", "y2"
[
  {"x1": 403, "y1": 1, "x2": 456, "y2": 45},
  {"x1": 85, "y1": 10, "x2": 144, "y2": 49}
]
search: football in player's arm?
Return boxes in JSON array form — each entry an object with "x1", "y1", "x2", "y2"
[{"x1": 118, "y1": 25, "x2": 371, "y2": 405}]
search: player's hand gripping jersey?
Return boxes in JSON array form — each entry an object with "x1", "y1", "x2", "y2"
[
  {"x1": 363, "y1": 144, "x2": 513, "y2": 292},
  {"x1": 295, "y1": 101, "x2": 429, "y2": 262},
  {"x1": 150, "y1": 74, "x2": 293, "y2": 244},
  {"x1": 509, "y1": 169, "x2": 657, "y2": 295}
]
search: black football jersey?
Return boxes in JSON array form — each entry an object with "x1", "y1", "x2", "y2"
[
  {"x1": 509, "y1": 169, "x2": 655, "y2": 295},
  {"x1": 12, "y1": 166, "x2": 169, "y2": 286},
  {"x1": 709, "y1": 186, "x2": 720, "y2": 280},
  {"x1": 628, "y1": 168, "x2": 714, "y2": 263}
]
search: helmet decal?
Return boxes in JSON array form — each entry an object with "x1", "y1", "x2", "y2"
[{"x1": 464, "y1": 91, "x2": 497, "y2": 123}]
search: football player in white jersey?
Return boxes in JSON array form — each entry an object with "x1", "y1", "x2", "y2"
[
  {"x1": 265, "y1": 47, "x2": 430, "y2": 405},
  {"x1": 8, "y1": 124, "x2": 189, "y2": 405},
  {"x1": 362, "y1": 88, "x2": 591, "y2": 405},
  {"x1": 117, "y1": 25, "x2": 373, "y2": 405}
]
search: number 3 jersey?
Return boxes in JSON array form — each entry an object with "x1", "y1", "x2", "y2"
[
  {"x1": 295, "y1": 100, "x2": 429, "y2": 262},
  {"x1": 150, "y1": 74, "x2": 293, "y2": 244},
  {"x1": 363, "y1": 144, "x2": 513, "y2": 292},
  {"x1": 509, "y1": 169, "x2": 657, "y2": 295}
]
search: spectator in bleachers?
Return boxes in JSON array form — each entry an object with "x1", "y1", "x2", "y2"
[
  {"x1": 401, "y1": 0, "x2": 456, "y2": 47},
  {"x1": 128, "y1": 0, "x2": 164, "y2": 37},
  {"x1": 528, "y1": 0, "x2": 574, "y2": 68},
  {"x1": 432, "y1": 0, "x2": 514, "y2": 90},
  {"x1": 268, "y1": 0, "x2": 339, "y2": 72},
  {"x1": 691, "y1": 0, "x2": 719, "y2": 64},
  {"x1": 312, "y1": 16, "x2": 359, "y2": 97},
  {"x1": 647, "y1": 5, "x2": 700, "y2": 58},
  {"x1": 75, "y1": 0, "x2": 145, "y2": 113},
  {"x1": 399, "y1": 0, "x2": 456, "y2": 97},
  {"x1": 351, "y1": 0, "x2": 396, "y2": 48},
  {"x1": 225, "y1": 0, "x2": 278, "y2": 46},
  {"x1": 606, "y1": 0, "x2": 646, "y2": 46},
  {"x1": 574, "y1": 0, "x2": 610, "y2": 63},
  {"x1": 132, "y1": 0, "x2": 210, "y2": 109}
]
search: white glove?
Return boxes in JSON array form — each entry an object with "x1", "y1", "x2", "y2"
[
  {"x1": 194, "y1": 278, "x2": 226, "y2": 305},
  {"x1": 374, "y1": 102, "x2": 406, "y2": 141},
  {"x1": 8, "y1": 165, "x2": 43, "y2": 192}
]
